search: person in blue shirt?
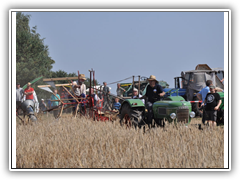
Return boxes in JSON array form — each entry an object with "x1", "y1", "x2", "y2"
[
  {"x1": 113, "y1": 97, "x2": 121, "y2": 110},
  {"x1": 197, "y1": 80, "x2": 213, "y2": 124},
  {"x1": 51, "y1": 89, "x2": 61, "y2": 118}
]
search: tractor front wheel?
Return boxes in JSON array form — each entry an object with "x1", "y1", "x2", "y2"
[{"x1": 119, "y1": 104, "x2": 143, "y2": 128}]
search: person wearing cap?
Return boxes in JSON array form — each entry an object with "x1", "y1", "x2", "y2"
[
  {"x1": 39, "y1": 99, "x2": 47, "y2": 112},
  {"x1": 132, "y1": 88, "x2": 145, "y2": 104},
  {"x1": 202, "y1": 85, "x2": 222, "y2": 128},
  {"x1": 24, "y1": 82, "x2": 34, "y2": 100},
  {"x1": 16, "y1": 82, "x2": 24, "y2": 114},
  {"x1": 103, "y1": 82, "x2": 111, "y2": 110},
  {"x1": 140, "y1": 75, "x2": 165, "y2": 126}
]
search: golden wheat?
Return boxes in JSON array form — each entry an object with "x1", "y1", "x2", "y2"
[{"x1": 16, "y1": 115, "x2": 224, "y2": 168}]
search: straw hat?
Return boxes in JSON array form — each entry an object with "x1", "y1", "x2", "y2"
[
  {"x1": 78, "y1": 74, "x2": 86, "y2": 80},
  {"x1": 27, "y1": 82, "x2": 31, "y2": 86},
  {"x1": 147, "y1": 75, "x2": 158, "y2": 82}
]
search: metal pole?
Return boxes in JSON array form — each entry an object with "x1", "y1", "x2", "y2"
[
  {"x1": 132, "y1": 76, "x2": 135, "y2": 96},
  {"x1": 138, "y1": 75, "x2": 140, "y2": 96}
]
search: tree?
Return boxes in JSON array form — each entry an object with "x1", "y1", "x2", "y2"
[
  {"x1": 16, "y1": 12, "x2": 55, "y2": 86},
  {"x1": 16, "y1": 12, "x2": 55, "y2": 101}
]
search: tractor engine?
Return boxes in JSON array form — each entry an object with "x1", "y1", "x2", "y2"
[{"x1": 21, "y1": 100, "x2": 37, "y2": 122}]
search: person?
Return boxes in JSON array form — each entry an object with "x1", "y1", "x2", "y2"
[
  {"x1": 116, "y1": 83, "x2": 125, "y2": 97},
  {"x1": 16, "y1": 82, "x2": 24, "y2": 114},
  {"x1": 103, "y1": 82, "x2": 111, "y2": 110},
  {"x1": 197, "y1": 80, "x2": 212, "y2": 124},
  {"x1": 39, "y1": 99, "x2": 47, "y2": 112},
  {"x1": 140, "y1": 75, "x2": 165, "y2": 126},
  {"x1": 90, "y1": 88, "x2": 100, "y2": 107},
  {"x1": 113, "y1": 97, "x2": 121, "y2": 110},
  {"x1": 132, "y1": 88, "x2": 145, "y2": 104},
  {"x1": 51, "y1": 89, "x2": 61, "y2": 118},
  {"x1": 202, "y1": 85, "x2": 222, "y2": 128},
  {"x1": 24, "y1": 82, "x2": 34, "y2": 100}
]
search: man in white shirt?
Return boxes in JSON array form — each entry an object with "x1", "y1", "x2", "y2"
[{"x1": 132, "y1": 88, "x2": 145, "y2": 104}]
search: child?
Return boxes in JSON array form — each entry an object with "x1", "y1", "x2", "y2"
[{"x1": 113, "y1": 97, "x2": 121, "y2": 110}]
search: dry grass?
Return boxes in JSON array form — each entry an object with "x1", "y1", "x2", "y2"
[{"x1": 16, "y1": 114, "x2": 224, "y2": 168}]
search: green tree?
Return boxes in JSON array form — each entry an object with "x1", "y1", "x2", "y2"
[
  {"x1": 16, "y1": 12, "x2": 55, "y2": 85},
  {"x1": 16, "y1": 12, "x2": 55, "y2": 101}
]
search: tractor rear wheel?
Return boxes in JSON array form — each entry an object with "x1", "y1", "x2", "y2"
[{"x1": 119, "y1": 104, "x2": 143, "y2": 128}]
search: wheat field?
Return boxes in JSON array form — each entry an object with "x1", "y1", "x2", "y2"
[{"x1": 16, "y1": 114, "x2": 224, "y2": 168}]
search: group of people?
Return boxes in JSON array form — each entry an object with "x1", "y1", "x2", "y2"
[
  {"x1": 17, "y1": 74, "x2": 222, "y2": 126},
  {"x1": 16, "y1": 82, "x2": 39, "y2": 114},
  {"x1": 197, "y1": 80, "x2": 222, "y2": 128}
]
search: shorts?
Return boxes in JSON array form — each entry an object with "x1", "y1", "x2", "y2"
[{"x1": 205, "y1": 110, "x2": 217, "y2": 122}]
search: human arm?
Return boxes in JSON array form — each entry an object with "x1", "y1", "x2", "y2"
[{"x1": 214, "y1": 99, "x2": 222, "y2": 110}]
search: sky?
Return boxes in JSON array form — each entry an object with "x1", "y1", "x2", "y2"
[{"x1": 22, "y1": 10, "x2": 225, "y2": 95}]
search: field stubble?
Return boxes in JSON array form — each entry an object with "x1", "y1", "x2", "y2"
[{"x1": 16, "y1": 115, "x2": 224, "y2": 168}]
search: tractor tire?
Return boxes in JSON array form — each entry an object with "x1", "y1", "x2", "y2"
[{"x1": 119, "y1": 104, "x2": 143, "y2": 128}]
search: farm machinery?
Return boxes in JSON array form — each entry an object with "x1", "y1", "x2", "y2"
[
  {"x1": 37, "y1": 69, "x2": 119, "y2": 122},
  {"x1": 119, "y1": 86, "x2": 195, "y2": 128}
]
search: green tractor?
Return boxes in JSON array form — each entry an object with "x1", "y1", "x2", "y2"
[{"x1": 119, "y1": 94, "x2": 195, "y2": 128}]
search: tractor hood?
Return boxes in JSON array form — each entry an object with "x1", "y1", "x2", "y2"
[{"x1": 153, "y1": 100, "x2": 191, "y2": 109}]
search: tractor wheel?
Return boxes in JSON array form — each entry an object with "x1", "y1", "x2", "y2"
[{"x1": 119, "y1": 104, "x2": 143, "y2": 128}]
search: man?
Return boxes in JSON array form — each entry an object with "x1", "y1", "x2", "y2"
[
  {"x1": 103, "y1": 82, "x2": 111, "y2": 110},
  {"x1": 51, "y1": 89, "x2": 61, "y2": 118},
  {"x1": 116, "y1": 83, "x2": 125, "y2": 97},
  {"x1": 132, "y1": 88, "x2": 145, "y2": 104},
  {"x1": 140, "y1": 75, "x2": 165, "y2": 126},
  {"x1": 16, "y1": 82, "x2": 24, "y2": 114},
  {"x1": 90, "y1": 88, "x2": 100, "y2": 107},
  {"x1": 197, "y1": 80, "x2": 212, "y2": 124},
  {"x1": 24, "y1": 82, "x2": 34, "y2": 100},
  {"x1": 203, "y1": 85, "x2": 222, "y2": 128},
  {"x1": 71, "y1": 74, "x2": 87, "y2": 97}
]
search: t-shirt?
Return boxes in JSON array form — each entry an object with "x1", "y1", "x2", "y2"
[
  {"x1": 51, "y1": 94, "x2": 60, "y2": 107},
  {"x1": 24, "y1": 87, "x2": 34, "y2": 100},
  {"x1": 204, "y1": 93, "x2": 221, "y2": 111},
  {"x1": 113, "y1": 102, "x2": 121, "y2": 110},
  {"x1": 198, "y1": 86, "x2": 210, "y2": 105},
  {"x1": 145, "y1": 84, "x2": 164, "y2": 103}
]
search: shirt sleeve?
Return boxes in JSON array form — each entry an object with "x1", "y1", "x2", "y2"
[
  {"x1": 157, "y1": 84, "x2": 163, "y2": 93},
  {"x1": 216, "y1": 93, "x2": 221, "y2": 101},
  {"x1": 145, "y1": 85, "x2": 149, "y2": 97}
]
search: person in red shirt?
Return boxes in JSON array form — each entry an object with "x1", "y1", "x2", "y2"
[{"x1": 24, "y1": 82, "x2": 34, "y2": 100}]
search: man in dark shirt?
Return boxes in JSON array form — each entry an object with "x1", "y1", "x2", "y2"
[
  {"x1": 203, "y1": 85, "x2": 222, "y2": 128},
  {"x1": 103, "y1": 82, "x2": 111, "y2": 110},
  {"x1": 140, "y1": 75, "x2": 165, "y2": 126}
]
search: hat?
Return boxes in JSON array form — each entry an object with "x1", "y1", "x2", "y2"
[
  {"x1": 78, "y1": 74, "x2": 86, "y2": 80},
  {"x1": 72, "y1": 81, "x2": 77, "y2": 86},
  {"x1": 27, "y1": 82, "x2": 31, "y2": 86},
  {"x1": 209, "y1": 85, "x2": 215, "y2": 89},
  {"x1": 147, "y1": 75, "x2": 158, "y2": 82},
  {"x1": 41, "y1": 99, "x2": 44, "y2": 101},
  {"x1": 133, "y1": 88, "x2": 138, "y2": 92},
  {"x1": 17, "y1": 82, "x2": 20, "y2": 85}
]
